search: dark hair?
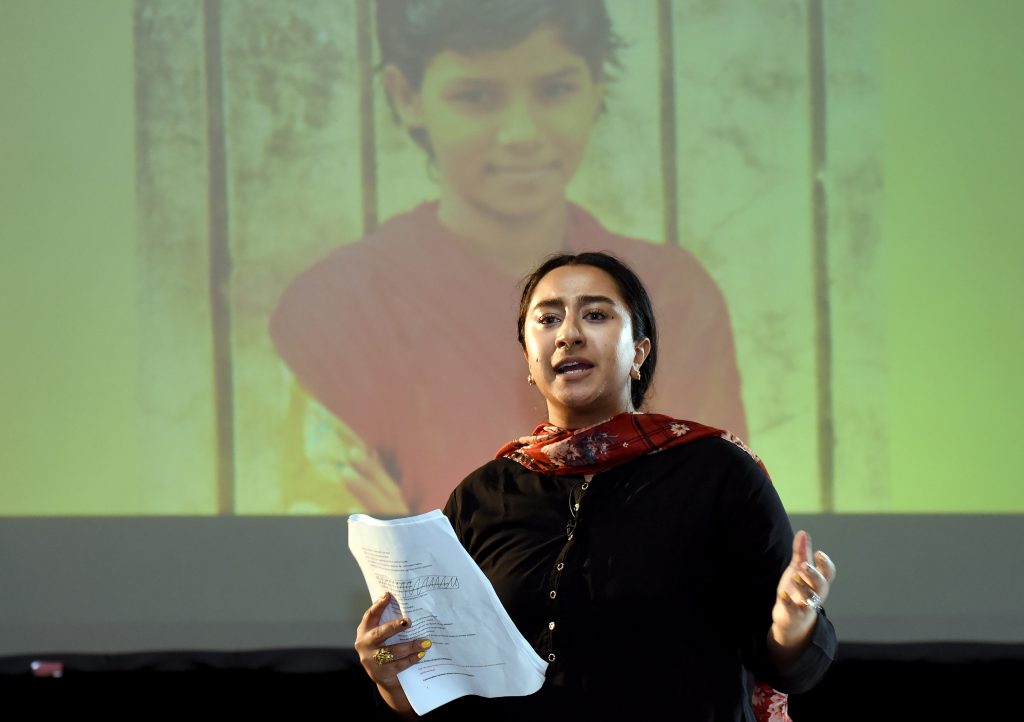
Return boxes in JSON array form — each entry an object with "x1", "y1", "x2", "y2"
[
  {"x1": 517, "y1": 252, "x2": 658, "y2": 410},
  {"x1": 376, "y1": 0, "x2": 623, "y2": 154}
]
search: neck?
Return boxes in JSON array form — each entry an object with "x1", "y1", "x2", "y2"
[
  {"x1": 547, "y1": 403, "x2": 635, "y2": 431},
  {"x1": 437, "y1": 191, "x2": 569, "y2": 278}
]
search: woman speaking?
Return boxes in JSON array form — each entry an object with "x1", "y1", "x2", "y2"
[{"x1": 355, "y1": 253, "x2": 836, "y2": 720}]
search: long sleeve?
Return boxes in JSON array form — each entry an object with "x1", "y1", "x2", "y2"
[{"x1": 715, "y1": 441, "x2": 837, "y2": 692}]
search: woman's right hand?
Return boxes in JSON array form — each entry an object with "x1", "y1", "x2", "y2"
[{"x1": 355, "y1": 592, "x2": 429, "y2": 716}]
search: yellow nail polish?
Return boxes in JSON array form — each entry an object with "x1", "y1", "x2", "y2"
[
  {"x1": 421, "y1": 640, "x2": 432, "y2": 649},
  {"x1": 417, "y1": 651, "x2": 425, "y2": 659}
]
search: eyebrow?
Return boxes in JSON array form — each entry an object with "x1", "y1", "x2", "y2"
[
  {"x1": 531, "y1": 294, "x2": 617, "y2": 312},
  {"x1": 445, "y1": 76, "x2": 499, "y2": 87},
  {"x1": 538, "y1": 65, "x2": 585, "y2": 81},
  {"x1": 445, "y1": 65, "x2": 583, "y2": 87}
]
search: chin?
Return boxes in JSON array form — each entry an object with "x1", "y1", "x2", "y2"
[
  {"x1": 554, "y1": 396, "x2": 606, "y2": 419},
  {"x1": 486, "y1": 197, "x2": 562, "y2": 221}
]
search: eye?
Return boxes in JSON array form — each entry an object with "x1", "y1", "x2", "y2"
[
  {"x1": 448, "y1": 86, "x2": 499, "y2": 110},
  {"x1": 584, "y1": 309, "x2": 608, "y2": 321},
  {"x1": 538, "y1": 80, "x2": 578, "y2": 102},
  {"x1": 537, "y1": 314, "x2": 561, "y2": 326},
  {"x1": 454, "y1": 89, "x2": 488, "y2": 104}
]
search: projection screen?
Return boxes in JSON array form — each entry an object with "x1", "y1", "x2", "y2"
[{"x1": 1, "y1": 0, "x2": 1022, "y2": 655}]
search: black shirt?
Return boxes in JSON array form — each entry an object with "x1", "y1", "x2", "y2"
[{"x1": 438, "y1": 436, "x2": 836, "y2": 721}]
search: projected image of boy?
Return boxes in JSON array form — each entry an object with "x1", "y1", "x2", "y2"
[{"x1": 270, "y1": 0, "x2": 746, "y2": 514}]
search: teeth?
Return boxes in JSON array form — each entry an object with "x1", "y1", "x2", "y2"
[{"x1": 557, "y1": 362, "x2": 588, "y2": 374}]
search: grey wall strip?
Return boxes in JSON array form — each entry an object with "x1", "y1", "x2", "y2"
[
  {"x1": 202, "y1": 0, "x2": 236, "y2": 514},
  {"x1": 657, "y1": 0, "x2": 679, "y2": 247},
  {"x1": 806, "y1": 0, "x2": 834, "y2": 511},
  {"x1": 356, "y1": 0, "x2": 378, "y2": 234}
]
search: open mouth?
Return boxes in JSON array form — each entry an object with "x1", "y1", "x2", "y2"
[{"x1": 555, "y1": 360, "x2": 594, "y2": 375}]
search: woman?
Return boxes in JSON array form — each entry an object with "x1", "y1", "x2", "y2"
[
  {"x1": 355, "y1": 253, "x2": 837, "y2": 720},
  {"x1": 270, "y1": 0, "x2": 746, "y2": 515}
]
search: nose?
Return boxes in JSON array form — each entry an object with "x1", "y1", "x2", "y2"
[
  {"x1": 496, "y1": 96, "x2": 541, "y2": 149},
  {"x1": 556, "y1": 316, "x2": 584, "y2": 349}
]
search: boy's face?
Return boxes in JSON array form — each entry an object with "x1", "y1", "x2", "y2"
[{"x1": 398, "y1": 25, "x2": 604, "y2": 220}]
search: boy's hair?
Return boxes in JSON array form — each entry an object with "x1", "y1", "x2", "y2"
[{"x1": 376, "y1": 0, "x2": 622, "y2": 155}]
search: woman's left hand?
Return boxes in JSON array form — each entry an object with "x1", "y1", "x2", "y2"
[{"x1": 769, "y1": 530, "x2": 836, "y2": 655}]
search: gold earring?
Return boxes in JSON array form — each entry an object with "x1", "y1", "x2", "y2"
[
  {"x1": 630, "y1": 368, "x2": 641, "y2": 380},
  {"x1": 528, "y1": 374, "x2": 535, "y2": 386}
]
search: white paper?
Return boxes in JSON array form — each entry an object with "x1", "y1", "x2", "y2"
[{"x1": 348, "y1": 510, "x2": 548, "y2": 715}]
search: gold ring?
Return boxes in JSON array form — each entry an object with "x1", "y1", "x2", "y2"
[{"x1": 374, "y1": 647, "x2": 396, "y2": 665}]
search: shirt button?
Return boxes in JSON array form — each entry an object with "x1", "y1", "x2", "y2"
[
  {"x1": 548, "y1": 621, "x2": 556, "y2": 630},
  {"x1": 581, "y1": 482, "x2": 589, "y2": 491},
  {"x1": 549, "y1": 590, "x2": 557, "y2": 599},
  {"x1": 556, "y1": 562, "x2": 565, "y2": 571},
  {"x1": 547, "y1": 653, "x2": 556, "y2": 662}
]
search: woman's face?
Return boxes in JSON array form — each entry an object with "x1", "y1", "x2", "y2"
[
  {"x1": 523, "y1": 264, "x2": 650, "y2": 429},
  {"x1": 395, "y1": 25, "x2": 604, "y2": 220}
]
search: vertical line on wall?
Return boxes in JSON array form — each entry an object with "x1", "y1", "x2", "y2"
[
  {"x1": 202, "y1": 0, "x2": 236, "y2": 514},
  {"x1": 807, "y1": 0, "x2": 835, "y2": 512},
  {"x1": 356, "y1": 0, "x2": 378, "y2": 233},
  {"x1": 657, "y1": 0, "x2": 679, "y2": 247}
]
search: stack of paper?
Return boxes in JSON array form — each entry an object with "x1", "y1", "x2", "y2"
[{"x1": 348, "y1": 510, "x2": 548, "y2": 715}]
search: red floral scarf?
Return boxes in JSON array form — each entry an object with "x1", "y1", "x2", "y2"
[
  {"x1": 497, "y1": 411, "x2": 768, "y2": 478},
  {"x1": 497, "y1": 412, "x2": 791, "y2": 722}
]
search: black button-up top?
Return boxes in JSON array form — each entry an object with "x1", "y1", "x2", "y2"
[{"x1": 440, "y1": 436, "x2": 835, "y2": 720}]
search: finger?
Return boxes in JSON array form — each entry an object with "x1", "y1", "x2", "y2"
[
  {"x1": 331, "y1": 417, "x2": 363, "y2": 448},
  {"x1": 791, "y1": 530, "x2": 813, "y2": 568},
  {"x1": 365, "y1": 639, "x2": 433, "y2": 680},
  {"x1": 357, "y1": 594, "x2": 412, "y2": 651},
  {"x1": 346, "y1": 446, "x2": 397, "y2": 487},
  {"x1": 359, "y1": 591, "x2": 393, "y2": 631},
  {"x1": 780, "y1": 564, "x2": 824, "y2": 603},
  {"x1": 342, "y1": 465, "x2": 410, "y2": 515},
  {"x1": 792, "y1": 566, "x2": 830, "y2": 608},
  {"x1": 349, "y1": 476, "x2": 407, "y2": 514},
  {"x1": 777, "y1": 588, "x2": 814, "y2": 615},
  {"x1": 386, "y1": 639, "x2": 433, "y2": 663},
  {"x1": 780, "y1": 582, "x2": 822, "y2": 615},
  {"x1": 796, "y1": 562, "x2": 828, "y2": 592},
  {"x1": 366, "y1": 614, "x2": 412, "y2": 647},
  {"x1": 814, "y1": 550, "x2": 836, "y2": 583},
  {"x1": 778, "y1": 565, "x2": 822, "y2": 599},
  {"x1": 373, "y1": 643, "x2": 430, "y2": 677},
  {"x1": 340, "y1": 466, "x2": 392, "y2": 512},
  {"x1": 352, "y1": 475, "x2": 409, "y2": 514}
]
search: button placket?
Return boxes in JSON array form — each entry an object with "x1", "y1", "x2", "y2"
[{"x1": 547, "y1": 476, "x2": 593, "y2": 666}]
